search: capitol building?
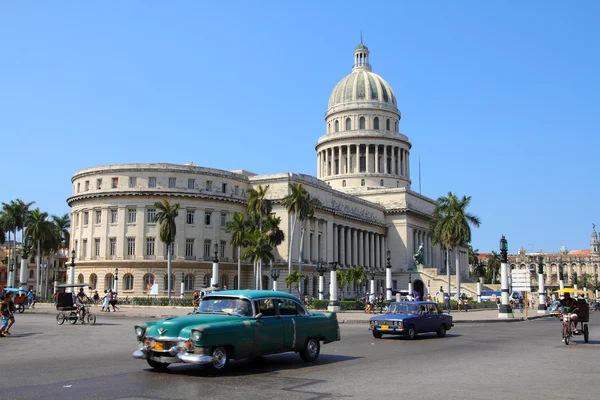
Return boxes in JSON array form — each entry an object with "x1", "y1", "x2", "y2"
[{"x1": 67, "y1": 42, "x2": 470, "y2": 298}]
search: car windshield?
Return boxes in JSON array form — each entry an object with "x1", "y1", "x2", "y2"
[
  {"x1": 197, "y1": 297, "x2": 253, "y2": 316},
  {"x1": 387, "y1": 303, "x2": 419, "y2": 315}
]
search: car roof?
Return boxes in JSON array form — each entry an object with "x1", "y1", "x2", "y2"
[
  {"x1": 204, "y1": 290, "x2": 301, "y2": 301},
  {"x1": 395, "y1": 301, "x2": 437, "y2": 305}
]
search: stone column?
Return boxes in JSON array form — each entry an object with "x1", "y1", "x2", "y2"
[
  {"x1": 352, "y1": 229, "x2": 358, "y2": 267},
  {"x1": 383, "y1": 145, "x2": 388, "y2": 174},
  {"x1": 345, "y1": 227, "x2": 351, "y2": 266},
  {"x1": 358, "y1": 230, "x2": 363, "y2": 266},
  {"x1": 406, "y1": 151, "x2": 410, "y2": 179},
  {"x1": 366, "y1": 144, "x2": 370, "y2": 173},
  {"x1": 381, "y1": 235, "x2": 385, "y2": 269},
  {"x1": 345, "y1": 145, "x2": 350, "y2": 174},
  {"x1": 355, "y1": 144, "x2": 360, "y2": 173},
  {"x1": 369, "y1": 232, "x2": 374, "y2": 268},
  {"x1": 339, "y1": 226, "x2": 345, "y2": 266},
  {"x1": 375, "y1": 144, "x2": 379, "y2": 173}
]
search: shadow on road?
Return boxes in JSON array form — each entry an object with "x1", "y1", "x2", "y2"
[
  {"x1": 378, "y1": 333, "x2": 461, "y2": 341},
  {"x1": 146, "y1": 353, "x2": 361, "y2": 377}
]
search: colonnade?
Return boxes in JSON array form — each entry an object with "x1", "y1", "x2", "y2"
[
  {"x1": 317, "y1": 144, "x2": 409, "y2": 179},
  {"x1": 332, "y1": 223, "x2": 386, "y2": 269}
]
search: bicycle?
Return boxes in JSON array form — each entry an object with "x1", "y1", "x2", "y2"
[
  {"x1": 57, "y1": 303, "x2": 96, "y2": 326},
  {"x1": 560, "y1": 311, "x2": 574, "y2": 345}
]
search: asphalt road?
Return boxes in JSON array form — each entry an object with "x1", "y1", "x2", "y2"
[{"x1": 2, "y1": 312, "x2": 599, "y2": 400}]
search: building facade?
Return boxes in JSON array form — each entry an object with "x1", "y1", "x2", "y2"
[{"x1": 67, "y1": 42, "x2": 469, "y2": 298}]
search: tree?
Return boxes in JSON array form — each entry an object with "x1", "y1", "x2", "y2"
[
  {"x1": 336, "y1": 269, "x2": 353, "y2": 300},
  {"x1": 51, "y1": 213, "x2": 71, "y2": 248},
  {"x1": 1, "y1": 199, "x2": 34, "y2": 286},
  {"x1": 225, "y1": 212, "x2": 249, "y2": 290},
  {"x1": 468, "y1": 246, "x2": 480, "y2": 276},
  {"x1": 473, "y1": 262, "x2": 486, "y2": 280},
  {"x1": 430, "y1": 192, "x2": 480, "y2": 298},
  {"x1": 486, "y1": 252, "x2": 501, "y2": 284},
  {"x1": 153, "y1": 200, "x2": 180, "y2": 302},
  {"x1": 246, "y1": 185, "x2": 272, "y2": 289},
  {"x1": 348, "y1": 265, "x2": 368, "y2": 295},
  {"x1": 281, "y1": 183, "x2": 322, "y2": 293},
  {"x1": 285, "y1": 270, "x2": 305, "y2": 297},
  {"x1": 241, "y1": 230, "x2": 275, "y2": 288},
  {"x1": 26, "y1": 208, "x2": 53, "y2": 291}
]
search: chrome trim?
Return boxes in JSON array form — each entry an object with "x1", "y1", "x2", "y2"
[
  {"x1": 291, "y1": 318, "x2": 296, "y2": 348},
  {"x1": 178, "y1": 352, "x2": 214, "y2": 365},
  {"x1": 133, "y1": 349, "x2": 148, "y2": 359}
]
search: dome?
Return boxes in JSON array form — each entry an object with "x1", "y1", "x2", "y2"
[{"x1": 326, "y1": 42, "x2": 398, "y2": 116}]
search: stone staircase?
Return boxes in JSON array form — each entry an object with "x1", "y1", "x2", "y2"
[{"x1": 420, "y1": 267, "x2": 497, "y2": 298}]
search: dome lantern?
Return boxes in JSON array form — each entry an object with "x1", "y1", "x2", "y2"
[{"x1": 354, "y1": 39, "x2": 371, "y2": 71}]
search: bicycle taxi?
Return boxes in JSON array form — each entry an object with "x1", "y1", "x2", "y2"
[
  {"x1": 2, "y1": 288, "x2": 29, "y2": 313},
  {"x1": 55, "y1": 283, "x2": 97, "y2": 325},
  {"x1": 553, "y1": 288, "x2": 592, "y2": 345}
]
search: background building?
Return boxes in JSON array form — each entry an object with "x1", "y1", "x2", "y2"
[{"x1": 67, "y1": 42, "x2": 471, "y2": 298}]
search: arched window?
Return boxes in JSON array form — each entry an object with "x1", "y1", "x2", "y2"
[
  {"x1": 328, "y1": 122, "x2": 331, "y2": 133},
  {"x1": 342, "y1": 180, "x2": 346, "y2": 187},
  {"x1": 380, "y1": 180, "x2": 384, "y2": 186},
  {"x1": 262, "y1": 275, "x2": 269, "y2": 290},
  {"x1": 105, "y1": 273, "x2": 114, "y2": 291},
  {"x1": 184, "y1": 274, "x2": 194, "y2": 291},
  {"x1": 374, "y1": 117, "x2": 379, "y2": 130},
  {"x1": 90, "y1": 273, "x2": 97, "y2": 289},
  {"x1": 29, "y1": 270, "x2": 34, "y2": 279},
  {"x1": 386, "y1": 119, "x2": 390, "y2": 131},
  {"x1": 359, "y1": 117, "x2": 366, "y2": 129},
  {"x1": 164, "y1": 274, "x2": 175, "y2": 292},
  {"x1": 361, "y1": 179, "x2": 365, "y2": 186},
  {"x1": 78, "y1": 273, "x2": 84, "y2": 284},
  {"x1": 221, "y1": 274, "x2": 229, "y2": 289},
  {"x1": 203, "y1": 273, "x2": 211, "y2": 288},
  {"x1": 345, "y1": 118, "x2": 351, "y2": 131},
  {"x1": 233, "y1": 275, "x2": 239, "y2": 290},
  {"x1": 143, "y1": 273, "x2": 154, "y2": 291},
  {"x1": 124, "y1": 273, "x2": 134, "y2": 290},
  {"x1": 335, "y1": 120, "x2": 339, "y2": 132}
]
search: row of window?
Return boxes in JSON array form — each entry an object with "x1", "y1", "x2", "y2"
[
  {"x1": 76, "y1": 177, "x2": 240, "y2": 195},
  {"x1": 84, "y1": 272, "x2": 235, "y2": 291},
  {"x1": 329, "y1": 116, "x2": 398, "y2": 133},
  {"x1": 75, "y1": 208, "x2": 228, "y2": 227},
  {"x1": 342, "y1": 179, "x2": 402, "y2": 187},
  {"x1": 75, "y1": 238, "x2": 228, "y2": 259}
]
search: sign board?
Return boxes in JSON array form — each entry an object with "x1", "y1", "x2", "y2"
[
  {"x1": 511, "y1": 270, "x2": 531, "y2": 292},
  {"x1": 149, "y1": 284, "x2": 159, "y2": 296}
]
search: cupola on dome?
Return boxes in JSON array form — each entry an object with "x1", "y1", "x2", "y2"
[{"x1": 326, "y1": 42, "x2": 398, "y2": 116}]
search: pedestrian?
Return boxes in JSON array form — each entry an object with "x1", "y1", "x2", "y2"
[
  {"x1": 496, "y1": 297, "x2": 501, "y2": 310},
  {"x1": 444, "y1": 293, "x2": 451, "y2": 313},
  {"x1": 378, "y1": 293, "x2": 384, "y2": 313},
  {"x1": 101, "y1": 290, "x2": 110, "y2": 312},
  {"x1": 0, "y1": 292, "x2": 13, "y2": 337},
  {"x1": 31, "y1": 291, "x2": 37, "y2": 309},
  {"x1": 111, "y1": 292, "x2": 120, "y2": 312},
  {"x1": 93, "y1": 290, "x2": 100, "y2": 306},
  {"x1": 518, "y1": 296, "x2": 524, "y2": 313},
  {"x1": 27, "y1": 289, "x2": 33, "y2": 309}
]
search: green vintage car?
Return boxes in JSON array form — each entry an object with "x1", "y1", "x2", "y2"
[{"x1": 133, "y1": 290, "x2": 340, "y2": 372}]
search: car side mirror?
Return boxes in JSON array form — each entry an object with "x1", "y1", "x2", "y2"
[{"x1": 255, "y1": 313, "x2": 263, "y2": 320}]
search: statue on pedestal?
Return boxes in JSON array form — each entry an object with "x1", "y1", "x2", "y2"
[{"x1": 413, "y1": 244, "x2": 424, "y2": 270}]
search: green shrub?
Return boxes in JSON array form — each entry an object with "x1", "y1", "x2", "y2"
[
  {"x1": 339, "y1": 300, "x2": 365, "y2": 310},
  {"x1": 132, "y1": 297, "x2": 193, "y2": 307},
  {"x1": 308, "y1": 299, "x2": 329, "y2": 310}
]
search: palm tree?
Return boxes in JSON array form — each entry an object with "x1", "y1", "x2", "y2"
[
  {"x1": 241, "y1": 230, "x2": 275, "y2": 289},
  {"x1": 285, "y1": 270, "x2": 305, "y2": 297},
  {"x1": 336, "y1": 269, "x2": 353, "y2": 300},
  {"x1": 246, "y1": 185, "x2": 272, "y2": 289},
  {"x1": 473, "y1": 262, "x2": 486, "y2": 280},
  {"x1": 1, "y1": 199, "x2": 34, "y2": 286},
  {"x1": 225, "y1": 212, "x2": 249, "y2": 289},
  {"x1": 348, "y1": 265, "x2": 368, "y2": 296},
  {"x1": 430, "y1": 192, "x2": 480, "y2": 298},
  {"x1": 468, "y1": 246, "x2": 480, "y2": 276},
  {"x1": 281, "y1": 183, "x2": 322, "y2": 293},
  {"x1": 26, "y1": 208, "x2": 53, "y2": 291},
  {"x1": 486, "y1": 252, "x2": 501, "y2": 284},
  {"x1": 153, "y1": 200, "x2": 180, "y2": 302},
  {"x1": 51, "y1": 213, "x2": 71, "y2": 249}
]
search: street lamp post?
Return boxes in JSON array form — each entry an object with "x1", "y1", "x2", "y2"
[
  {"x1": 327, "y1": 261, "x2": 339, "y2": 312},
  {"x1": 69, "y1": 250, "x2": 76, "y2": 292},
  {"x1": 270, "y1": 268, "x2": 280, "y2": 291},
  {"x1": 385, "y1": 250, "x2": 392, "y2": 302},
  {"x1": 367, "y1": 265, "x2": 377, "y2": 299},
  {"x1": 408, "y1": 273, "x2": 413, "y2": 297},
  {"x1": 211, "y1": 243, "x2": 219, "y2": 288},
  {"x1": 20, "y1": 238, "x2": 32, "y2": 291},
  {"x1": 537, "y1": 255, "x2": 547, "y2": 314},
  {"x1": 180, "y1": 272, "x2": 185, "y2": 299},
  {"x1": 498, "y1": 235, "x2": 513, "y2": 318},
  {"x1": 114, "y1": 268, "x2": 119, "y2": 292},
  {"x1": 477, "y1": 276, "x2": 482, "y2": 303},
  {"x1": 315, "y1": 259, "x2": 327, "y2": 300},
  {"x1": 558, "y1": 262, "x2": 565, "y2": 295}
]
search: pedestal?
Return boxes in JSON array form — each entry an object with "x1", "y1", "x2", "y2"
[
  {"x1": 328, "y1": 269, "x2": 339, "y2": 312},
  {"x1": 318, "y1": 276, "x2": 323, "y2": 300},
  {"x1": 211, "y1": 262, "x2": 219, "y2": 288}
]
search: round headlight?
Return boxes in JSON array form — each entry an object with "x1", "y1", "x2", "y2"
[
  {"x1": 135, "y1": 327, "x2": 146, "y2": 337},
  {"x1": 177, "y1": 340, "x2": 187, "y2": 349},
  {"x1": 192, "y1": 330, "x2": 202, "y2": 341}
]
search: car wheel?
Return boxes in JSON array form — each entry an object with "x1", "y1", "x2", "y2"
[
  {"x1": 299, "y1": 338, "x2": 321, "y2": 362},
  {"x1": 147, "y1": 359, "x2": 170, "y2": 370},
  {"x1": 436, "y1": 324, "x2": 447, "y2": 338},
  {"x1": 372, "y1": 330, "x2": 383, "y2": 339},
  {"x1": 584, "y1": 324, "x2": 589, "y2": 343},
  {"x1": 207, "y1": 346, "x2": 230, "y2": 373},
  {"x1": 404, "y1": 325, "x2": 417, "y2": 340},
  {"x1": 56, "y1": 313, "x2": 65, "y2": 325}
]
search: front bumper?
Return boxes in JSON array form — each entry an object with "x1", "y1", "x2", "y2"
[{"x1": 133, "y1": 345, "x2": 214, "y2": 365}]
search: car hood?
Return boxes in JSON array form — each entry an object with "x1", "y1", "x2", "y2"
[
  {"x1": 146, "y1": 313, "x2": 245, "y2": 339},
  {"x1": 369, "y1": 313, "x2": 415, "y2": 321}
]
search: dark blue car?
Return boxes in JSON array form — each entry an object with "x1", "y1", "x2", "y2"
[{"x1": 369, "y1": 301, "x2": 453, "y2": 339}]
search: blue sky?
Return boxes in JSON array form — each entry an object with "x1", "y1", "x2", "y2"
[{"x1": 1, "y1": 1, "x2": 598, "y2": 255}]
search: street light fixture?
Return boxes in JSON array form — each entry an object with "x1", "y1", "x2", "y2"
[
  {"x1": 385, "y1": 249, "x2": 392, "y2": 301},
  {"x1": 537, "y1": 254, "x2": 547, "y2": 313},
  {"x1": 315, "y1": 259, "x2": 328, "y2": 300},
  {"x1": 211, "y1": 243, "x2": 219, "y2": 288},
  {"x1": 69, "y1": 249, "x2": 76, "y2": 291},
  {"x1": 114, "y1": 268, "x2": 119, "y2": 292},
  {"x1": 498, "y1": 235, "x2": 513, "y2": 318},
  {"x1": 270, "y1": 268, "x2": 280, "y2": 291}
]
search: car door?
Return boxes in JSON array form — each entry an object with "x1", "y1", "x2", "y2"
[
  {"x1": 277, "y1": 298, "x2": 309, "y2": 351},
  {"x1": 426, "y1": 303, "x2": 442, "y2": 332},
  {"x1": 253, "y1": 298, "x2": 283, "y2": 356}
]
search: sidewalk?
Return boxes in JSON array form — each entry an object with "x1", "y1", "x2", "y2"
[{"x1": 27, "y1": 303, "x2": 550, "y2": 323}]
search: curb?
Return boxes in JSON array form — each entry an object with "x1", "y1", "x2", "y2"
[{"x1": 340, "y1": 315, "x2": 553, "y2": 324}]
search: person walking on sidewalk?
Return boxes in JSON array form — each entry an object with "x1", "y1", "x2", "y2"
[
  {"x1": 444, "y1": 293, "x2": 451, "y2": 313},
  {"x1": 518, "y1": 296, "x2": 524, "y2": 313}
]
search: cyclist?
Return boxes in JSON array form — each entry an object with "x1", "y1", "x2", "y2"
[
  {"x1": 559, "y1": 292, "x2": 579, "y2": 332},
  {"x1": 75, "y1": 288, "x2": 89, "y2": 322}
]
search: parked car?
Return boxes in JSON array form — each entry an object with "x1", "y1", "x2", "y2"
[
  {"x1": 369, "y1": 301, "x2": 453, "y2": 339},
  {"x1": 133, "y1": 290, "x2": 340, "y2": 372}
]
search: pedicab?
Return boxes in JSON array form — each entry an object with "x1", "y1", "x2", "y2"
[
  {"x1": 553, "y1": 288, "x2": 592, "y2": 345},
  {"x1": 55, "y1": 283, "x2": 96, "y2": 325},
  {"x1": 2, "y1": 288, "x2": 29, "y2": 313}
]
